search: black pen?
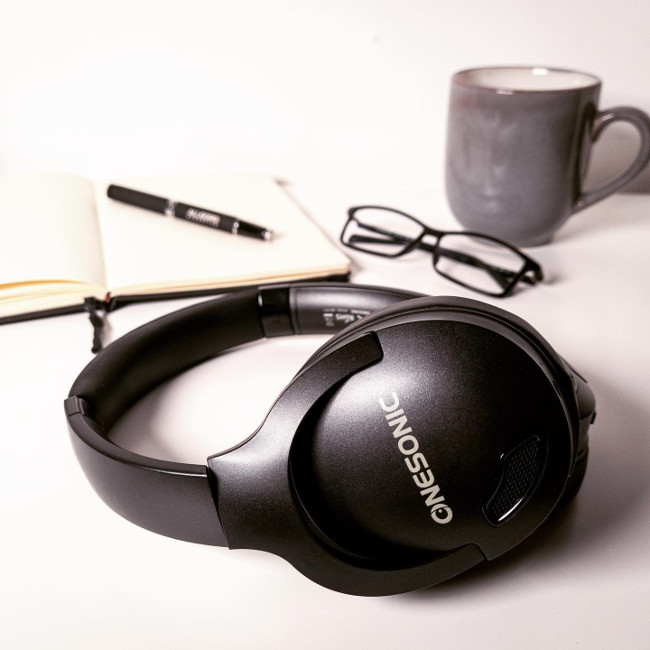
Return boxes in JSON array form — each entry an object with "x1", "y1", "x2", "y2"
[{"x1": 107, "y1": 184, "x2": 274, "y2": 241}]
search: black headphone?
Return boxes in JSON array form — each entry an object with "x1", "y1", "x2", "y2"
[{"x1": 65, "y1": 283, "x2": 595, "y2": 596}]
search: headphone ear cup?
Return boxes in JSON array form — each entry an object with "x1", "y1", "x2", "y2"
[{"x1": 290, "y1": 295, "x2": 583, "y2": 566}]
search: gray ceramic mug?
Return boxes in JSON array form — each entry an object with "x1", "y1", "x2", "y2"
[{"x1": 445, "y1": 66, "x2": 650, "y2": 246}]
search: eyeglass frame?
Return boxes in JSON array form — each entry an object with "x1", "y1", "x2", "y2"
[{"x1": 340, "y1": 205, "x2": 544, "y2": 298}]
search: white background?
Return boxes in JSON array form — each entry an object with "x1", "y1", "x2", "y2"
[
  {"x1": 2, "y1": 0, "x2": 650, "y2": 191},
  {"x1": 2, "y1": 2, "x2": 650, "y2": 649}
]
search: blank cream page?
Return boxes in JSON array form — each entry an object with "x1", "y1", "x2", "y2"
[{"x1": 0, "y1": 172, "x2": 107, "y2": 288}]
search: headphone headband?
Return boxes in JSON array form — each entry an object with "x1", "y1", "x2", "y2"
[{"x1": 65, "y1": 284, "x2": 422, "y2": 545}]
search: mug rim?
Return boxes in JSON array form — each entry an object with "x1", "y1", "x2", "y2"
[{"x1": 452, "y1": 65, "x2": 601, "y2": 94}]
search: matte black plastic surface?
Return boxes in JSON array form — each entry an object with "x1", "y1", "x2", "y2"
[
  {"x1": 70, "y1": 290, "x2": 263, "y2": 429},
  {"x1": 67, "y1": 290, "x2": 265, "y2": 545},
  {"x1": 287, "y1": 303, "x2": 577, "y2": 566},
  {"x1": 259, "y1": 284, "x2": 295, "y2": 337},
  {"x1": 107, "y1": 185, "x2": 168, "y2": 214},
  {"x1": 66, "y1": 284, "x2": 418, "y2": 551},
  {"x1": 65, "y1": 397, "x2": 226, "y2": 545},
  {"x1": 208, "y1": 332, "x2": 486, "y2": 595},
  {"x1": 289, "y1": 283, "x2": 423, "y2": 334},
  {"x1": 65, "y1": 282, "x2": 596, "y2": 596}
]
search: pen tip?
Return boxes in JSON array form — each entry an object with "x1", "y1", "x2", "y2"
[{"x1": 263, "y1": 229, "x2": 274, "y2": 241}]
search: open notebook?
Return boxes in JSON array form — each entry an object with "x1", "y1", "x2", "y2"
[{"x1": 0, "y1": 171, "x2": 350, "y2": 322}]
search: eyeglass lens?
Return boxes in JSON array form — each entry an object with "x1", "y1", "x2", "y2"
[
  {"x1": 435, "y1": 233, "x2": 526, "y2": 294},
  {"x1": 344, "y1": 208, "x2": 424, "y2": 255}
]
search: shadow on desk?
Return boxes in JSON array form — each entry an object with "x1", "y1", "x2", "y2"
[
  {"x1": 553, "y1": 192, "x2": 650, "y2": 245},
  {"x1": 403, "y1": 372, "x2": 650, "y2": 601}
]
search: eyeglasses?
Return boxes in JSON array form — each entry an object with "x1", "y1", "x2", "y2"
[{"x1": 340, "y1": 206, "x2": 543, "y2": 297}]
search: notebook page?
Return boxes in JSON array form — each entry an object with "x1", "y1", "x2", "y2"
[
  {"x1": 96, "y1": 172, "x2": 349, "y2": 295},
  {"x1": 0, "y1": 172, "x2": 107, "y2": 288}
]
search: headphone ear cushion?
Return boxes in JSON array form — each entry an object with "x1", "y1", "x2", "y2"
[{"x1": 558, "y1": 450, "x2": 588, "y2": 507}]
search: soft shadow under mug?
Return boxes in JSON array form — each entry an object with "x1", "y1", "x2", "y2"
[{"x1": 445, "y1": 66, "x2": 650, "y2": 246}]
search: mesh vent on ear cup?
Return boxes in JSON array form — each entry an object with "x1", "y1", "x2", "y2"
[{"x1": 485, "y1": 436, "x2": 543, "y2": 524}]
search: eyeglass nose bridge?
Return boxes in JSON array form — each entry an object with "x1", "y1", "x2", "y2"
[{"x1": 414, "y1": 228, "x2": 444, "y2": 254}]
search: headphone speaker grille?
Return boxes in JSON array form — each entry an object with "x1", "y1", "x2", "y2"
[{"x1": 485, "y1": 436, "x2": 542, "y2": 524}]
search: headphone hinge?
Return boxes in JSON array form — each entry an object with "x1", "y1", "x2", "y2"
[{"x1": 258, "y1": 284, "x2": 295, "y2": 338}]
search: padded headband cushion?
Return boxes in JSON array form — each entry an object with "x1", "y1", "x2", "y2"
[
  {"x1": 69, "y1": 289, "x2": 264, "y2": 430},
  {"x1": 70, "y1": 284, "x2": 424, "y2": 429}
]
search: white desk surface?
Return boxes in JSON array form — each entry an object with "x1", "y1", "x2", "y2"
[{"x1": 1, "y1": 185, "x2": 649, "y2": 649}]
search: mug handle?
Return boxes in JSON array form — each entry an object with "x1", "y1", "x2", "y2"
[{"x1": 575, "y1": 106, "x2": 650, "y2": 212}]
